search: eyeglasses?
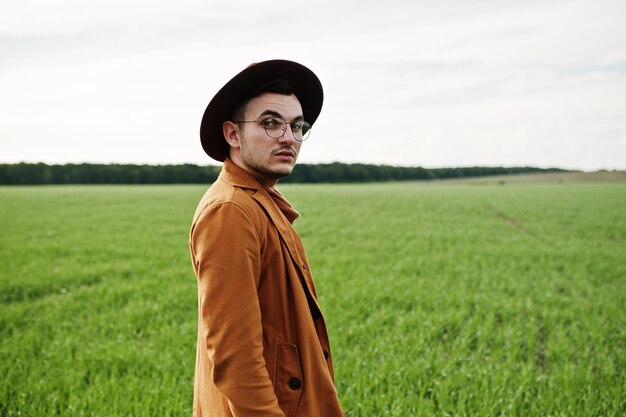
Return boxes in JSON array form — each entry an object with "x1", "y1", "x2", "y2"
[{"x1": 234, "y1": 117, "x2": 312, "y2": 142}]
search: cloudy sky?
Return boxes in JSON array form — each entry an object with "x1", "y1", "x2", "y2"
[{"x1": 1, "y1": 0, "x2": 625, "y2": 170}]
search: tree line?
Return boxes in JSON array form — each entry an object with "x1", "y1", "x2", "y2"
[{"x1": 0, "y1": 162, "x2": 566, "y2": 185}]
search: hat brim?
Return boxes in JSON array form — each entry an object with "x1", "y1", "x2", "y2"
[{"x1": 200, "y1": 60, "x2": 324, "y2": 162}]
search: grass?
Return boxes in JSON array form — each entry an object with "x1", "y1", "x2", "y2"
[{"x1": 1, "y1": 181, "x2": 624, "y2": 416}]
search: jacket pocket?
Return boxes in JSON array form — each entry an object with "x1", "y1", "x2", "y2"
[{"x1": 274, "y1": 341, "x2": 303, "y2": 417}]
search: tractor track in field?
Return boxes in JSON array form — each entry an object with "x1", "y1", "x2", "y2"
[{"x1": 485, "y1": 203, "x2": 551, "y2": 246}]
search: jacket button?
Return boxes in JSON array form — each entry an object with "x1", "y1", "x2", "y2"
[
  {"x1": 288, "y1": 377, "x2": 302, "y2": 390},
  {"x1": 323, "y1": 350, "x2": 329, "y2": 360},
  {"x1": 302, "y1": 264, "x2": 307, "y2": 270}
]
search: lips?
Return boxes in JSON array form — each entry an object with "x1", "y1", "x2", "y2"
[{"x1": 274, "y1": 149, "x2": 295, "y2": 159}]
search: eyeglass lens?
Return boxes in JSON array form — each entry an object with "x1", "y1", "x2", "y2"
[{"x1": 262, "y1": 118, "x2": 311, "y2": 141}]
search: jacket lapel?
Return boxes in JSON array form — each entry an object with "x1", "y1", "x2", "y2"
[
  {"x1": 220, "y1": 160, "x2": 323, "y2": 313},
  {"x1": 251, "y1": 189, "x2": 322, "y2": 304}
]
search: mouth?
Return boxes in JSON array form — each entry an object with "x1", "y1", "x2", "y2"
[{"x1": 273, "y1": 149, "x2": 295, "y2": 161}]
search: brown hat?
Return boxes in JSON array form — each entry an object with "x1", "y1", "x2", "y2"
[{"x1": 200, "y1": 59, "x2": 324, "y2": 162}]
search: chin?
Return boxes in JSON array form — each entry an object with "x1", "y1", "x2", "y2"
[
  {"x1": 271, "y1": 161, "x2": 296, "y2": 175},
  {"x1": 254, "y1": 163, "x2": 294, "y2": 180},
  {"x1": 269, "y1": 168, "x2": 293, "y2": 179}
]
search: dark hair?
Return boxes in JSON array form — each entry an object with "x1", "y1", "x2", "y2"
[{"x1": 230, "y1": 78, "x2": 299, "y2": 121}]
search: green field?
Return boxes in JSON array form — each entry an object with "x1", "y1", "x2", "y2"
[{"x1": 1, "y1": 180, "x2": 624, "y2": 416}]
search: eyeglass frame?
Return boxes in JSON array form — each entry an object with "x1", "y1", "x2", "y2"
[{"x1": 232, "y1": 116, "x2": 312, "y2": 142}]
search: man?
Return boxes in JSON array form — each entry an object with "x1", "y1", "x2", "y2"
[{"x1": 189, "y1": 60, "x2": 344, "y2": 417}]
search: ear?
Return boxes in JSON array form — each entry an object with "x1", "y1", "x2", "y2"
[{"x1": 223, "y1": 121, "x2": 241, "y2": 149}]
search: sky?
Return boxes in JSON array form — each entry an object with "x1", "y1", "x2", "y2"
[{"x1": 1, "y1": 0, "x2": 625, "y2": 170}]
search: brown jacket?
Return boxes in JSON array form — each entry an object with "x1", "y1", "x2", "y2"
[{"x1": 189, "y1": 160, "x2": 344, "y2": 417}]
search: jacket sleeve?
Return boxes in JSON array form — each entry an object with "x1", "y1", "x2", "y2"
[{"x1": 190, "y1": 201, "x2": 285, "y2": 417}]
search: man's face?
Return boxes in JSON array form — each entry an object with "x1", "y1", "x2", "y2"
[{"x1": 231, "y1": 93, "x2": 304, "y2": 181}]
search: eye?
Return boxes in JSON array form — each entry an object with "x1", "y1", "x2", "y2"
[
  {"x1": 261, "y1": 118, "x2": 283, "y2": 129},
  {"x1": 291, "y1": 122, "x2": 304, "y2": 132}
]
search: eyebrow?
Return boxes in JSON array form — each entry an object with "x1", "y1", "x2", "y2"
[{"x1": 258, "y1": 110, "x2": 304, "y2": 122}]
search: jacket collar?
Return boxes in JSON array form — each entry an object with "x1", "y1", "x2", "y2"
[
  {"x1": 220, "y1": 158, "x2": 298, "y2": 222},
  {"x1": 220, "y1": 158, "x2": 270, "y2": 190},
  {"x1": 219, "y1": 159, "x2": 298, "y2": 236}
]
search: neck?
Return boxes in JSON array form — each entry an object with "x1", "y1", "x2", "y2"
[{"x1": 228, "y1": 154, "x2": 279, "y2": 187}]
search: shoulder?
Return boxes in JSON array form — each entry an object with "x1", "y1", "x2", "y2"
[{"x1": 191, "y1": 178, "x2": 268, "y2": 236}]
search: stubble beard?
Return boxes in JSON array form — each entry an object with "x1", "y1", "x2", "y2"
[{"x1": 239, "y1": 133, "x2": 295, "y2": 180}]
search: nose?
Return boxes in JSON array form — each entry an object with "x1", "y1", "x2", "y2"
[{"x1": 278, "y1": 124, "x2": 297, "y2": 143}]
